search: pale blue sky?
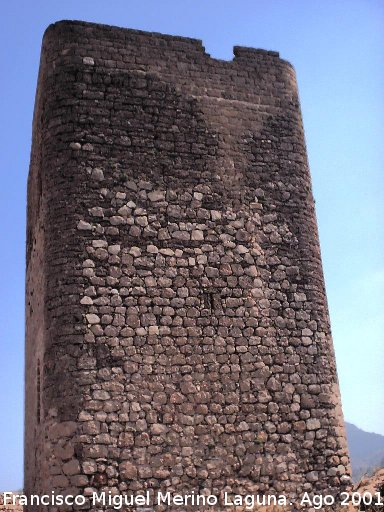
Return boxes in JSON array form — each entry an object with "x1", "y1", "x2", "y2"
[{"x1": 1, "y1": 0, "x2": 383, "y2": 490}]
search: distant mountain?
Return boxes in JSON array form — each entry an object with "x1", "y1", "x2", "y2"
[{"x1": 346, "y1": 422, "x2": 384, "y2": 481}]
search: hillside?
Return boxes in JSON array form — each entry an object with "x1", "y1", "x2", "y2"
[{"x1": 346, "y1": 422, "x2": 384, "y2": 481}]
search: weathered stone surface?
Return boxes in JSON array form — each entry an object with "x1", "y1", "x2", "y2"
[
  {"x1": 119, "y1": 461, "x2": 137, "y2": 479},
  {"x1": 25, "y1": 19, "x2": 350, "y2": 511}
]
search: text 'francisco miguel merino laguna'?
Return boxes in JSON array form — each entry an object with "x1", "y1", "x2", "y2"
[{"x1": 3, "y1": 490, "x2": 289, "y2": 509}]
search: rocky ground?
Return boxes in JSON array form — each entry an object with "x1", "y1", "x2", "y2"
[
  {"x1": 354, "y1": 468, "x2": 384, "y2": 511},
  {"x1": 0, "y1": 493, "x2": 22, "y2": 511}
]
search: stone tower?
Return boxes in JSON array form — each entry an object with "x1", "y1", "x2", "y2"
[{"x1": 25, "y1": 20, "x2": 350, "y2": 509}]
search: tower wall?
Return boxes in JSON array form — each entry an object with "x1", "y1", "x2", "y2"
[{"x1": 25, "y1": 20, "x2": 350, "y2": 509}]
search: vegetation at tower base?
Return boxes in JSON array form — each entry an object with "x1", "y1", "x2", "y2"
[{"x1": 25, "y1": 19, "x2": 351, "y2": 510}]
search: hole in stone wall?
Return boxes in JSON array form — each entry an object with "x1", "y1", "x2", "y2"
[{"x1": 203, "y1": 291, "x2": 215, "y2": 310}]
